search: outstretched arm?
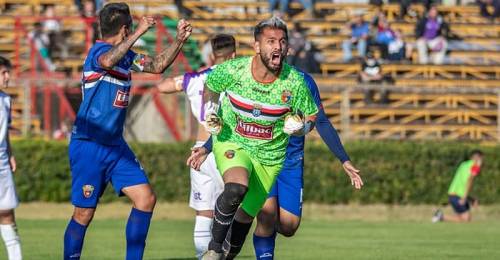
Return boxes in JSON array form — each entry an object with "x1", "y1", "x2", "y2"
[
  {"x1": 316, "y1": 109, "x2": 350, "y2": 163},
  {"x1": 99, "y1": 16, "x2": 156, "y2": 69},
  {"x1": 141, "y1": 19, "x2": 192, "y2": 74},
  {"x1": 316, "y1": 108, "x2": 363, "y2": 189},
  {"x1": 157, "y1": 75, "x2": 184, "y2": 94}
]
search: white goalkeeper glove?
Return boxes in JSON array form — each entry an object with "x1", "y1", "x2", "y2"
[{"x1": 283, "y1": 113, "x2": 304, "y2": 135}]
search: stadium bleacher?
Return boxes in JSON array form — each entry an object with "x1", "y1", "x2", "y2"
[{"x1": 0, "y1": 0, "x2": 498, "y2": 141}]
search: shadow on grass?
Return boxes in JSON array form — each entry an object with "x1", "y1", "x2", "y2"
[{"x1": 158, "y1": 255, "x2": 253, "y2": 260}]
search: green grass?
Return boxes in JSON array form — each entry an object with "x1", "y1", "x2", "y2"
[{"x1": 3, "y1": 218, "x2": 500, "y2": 260}]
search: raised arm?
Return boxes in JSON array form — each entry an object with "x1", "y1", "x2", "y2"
[
  {"x1": 99, "y1": 16, "x2": 156, "y2": 69},
  {"x1": 141, "y1": 19, "x2": 192, "y2": 74}
]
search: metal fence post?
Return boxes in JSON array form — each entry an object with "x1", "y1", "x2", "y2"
[
  {"x1": 22, "y1": 80, "x2": 31, "y2": 137},
  {"x1": 341, "y1": 87, "x2": 351, "y2": 140}
]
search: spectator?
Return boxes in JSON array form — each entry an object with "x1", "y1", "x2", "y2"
[
  {"x1": 394, "y1": 0, "x2": 434, "y2": 20},
  {"x1": 42, "y1": 5, "x2": 69, "y2": 59},
  {"x1": 80, "y1": 0, "x2": 98, "y2": 44},
  {"x1": 342, "y1": 14, "x2": 370, "y2": 62},
  {"x1": 387, "y1": 30, "x2": 412, "y2": 61},
  {"x1": 478, "y1": 0, "x2": 500, "y2": 20},
  {"x1": 28, "y1": 22, "x2": 56, "y2": 71},
  {"x1": 373, "y1": 18, "x2": 396, "y2": 59},
  {"x1": 415, "y1": 6, "x2": 449, "y2": 64},
  {"x1": 288, "y1": 41, "x2": 322, "y2": 74},
  {"x1": 269, "y1": 0, "x2": 314, "y2": 19},
  {"x1": 358, "y1": 53, "x2": 393, "y2": 104},
  {"x1": 288, "y1": 22, "x2": 307, "y2": 56},
  {"x1": 175, "y1": 0, "x2": 193, "y2": 18}
]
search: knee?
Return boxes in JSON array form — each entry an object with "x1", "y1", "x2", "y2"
[
  {"x1": 135, "y1": 192, "x2": 157, "y2": 212},
  {"x1": 279, "y1": 224, "x2": 299, "y2": 237},
  {"x1": 223, "y1": 183, "x2": 248, "y2": 206},
  {"x1": 73, "y1": 208, "x2": 95, "y2": 225},
  {"x1": 278, "y1": 220, "x2": 300, "y2": 237},
  {"x1": 257, "y1": 210, "x2": 277, "y2": 230}
]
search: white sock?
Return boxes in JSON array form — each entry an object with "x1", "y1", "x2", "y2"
[
  {"x1": 194, "y1": 216, "x2": 213, "y2": 259},
  {"x1": 0, "y1": 224, "x2": 22, "y2": 260}
]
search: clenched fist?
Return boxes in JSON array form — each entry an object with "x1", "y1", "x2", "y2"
[
  {"x1": 136, "y1": 16, "x2": 156, "y2": 35},
  {"x1": 176, "y1": 19, "x2": 192, "y2": 42}
]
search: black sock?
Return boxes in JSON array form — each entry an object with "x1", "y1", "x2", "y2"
[
  {"x1": 223, "y1": 219, "x2": 253, "y2": 260},
  {"x1": 208, "y1": 183, "x2": 248, "y2": 253}
]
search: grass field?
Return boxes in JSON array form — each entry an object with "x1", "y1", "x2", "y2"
[{"x1": 2, "y1": 203, "x2": 500, "y2": 259}]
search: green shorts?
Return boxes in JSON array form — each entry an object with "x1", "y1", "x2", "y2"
[{"x1": 213, "y1": 141, "x2": 282, "y2": 217}]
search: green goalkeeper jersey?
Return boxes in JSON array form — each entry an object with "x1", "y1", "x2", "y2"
[{"x1": 206, "y1": 56, "x2": 318, "y2": 166}]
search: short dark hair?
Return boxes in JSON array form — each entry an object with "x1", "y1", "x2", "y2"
[
  {"x1": 0, "y1": 56, "x2": 12, "y2": 69},
  {"x1": 211, "y1": 34, "x2": 236, "y2": 57},
  {"x1": 254, "y1": 16, "x2": 288, "y2": 41},
  {"x1": 99, "y1": 3, "x2": 132, "y2": 38},
  {"x1": 470, "y1": 149, "x2": 484, "y2": 158}
]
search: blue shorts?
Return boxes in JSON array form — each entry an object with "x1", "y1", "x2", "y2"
[
  {"x1": 448, "y1": 195, "x2": 470, "y2": 214},
  {"x1": 268, "y1": 157, "x2": 304, "y2": 217},
  {"x1": 69, "y1": 138, "x2": 148, "y2": 208}
]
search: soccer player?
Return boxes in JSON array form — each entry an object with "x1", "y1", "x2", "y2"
[
  {"x1": 0, "y1": 56, "x2": 22, "y2": 260},
  {"x1": 156, "y1": 34, "x2": 236, "y2": 259},
  {"x1": 433, "y1": 150, "x2": 483, "y2": 223},
  {"x1": 189, "y1": 71, "x2": 364, "y2": 260},
  {"x1": 63, "y1": 3, "x2": 191, "y2": 260},
  {"x1": 252, "y1": 70, "x2": 363, "y2": 259},
  {"x1": 200, "y1": 17, "x2": 319, "y2": 260}
]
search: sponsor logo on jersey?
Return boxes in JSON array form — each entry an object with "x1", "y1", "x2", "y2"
[
  {"x1": 235, "y1": 117, "x2": 274, "y2": 140},
  {"x1": 252, "y1": 103, "x2": 262, "y2": 117},
  {"x1": 281, "y1": 90, "x2": 292, "y2": 104},
  {"x1": 224, "y1": 150, "x2": 235, "y2": 159},
  {"x1": 193, "y1": 192, "x2": 202, "y2": 200},
  {"x1": 82, "y1": 185, "x2": 94, "y2": 198},
  {"x1": 113, "y1": 89, "x2": 129, "y2": 108}
]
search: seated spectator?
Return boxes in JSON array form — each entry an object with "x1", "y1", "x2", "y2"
[
  {"x1": 373, "y1": 18, "x2": 396, "y2": 59},
  {"x1": 269, "y1": 0, "x2": 314, "y2": 19},
  {"x1": 387, "y1": 30, "x2": 412, "y2": 61},
  {"x1": 415, "y1": 6, "x2": 449, "y2": 64},
  {"x1": 28, "y1": 22, "x2": 56, "y2": 71},
  {"x1": 358, "y1": 53, "x2": 394, "y2": 104},
  {"x1": 478, "y1": 0, "x2": 500, "y2": 21},
  {"x1": 342, "y1": 14, "x2": 370, "y2": 62}
]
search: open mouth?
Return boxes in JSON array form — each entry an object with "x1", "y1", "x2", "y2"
[{"x1": 271, "y1": 52, "x2": 281, "y2": 66}]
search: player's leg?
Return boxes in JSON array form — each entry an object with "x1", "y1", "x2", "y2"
[
  {"x1": 0, "y1": 168, "x2": 21, "y2": 260},
  {"x1": 440, "y1": 195, "x2": 471, "y2": 223},
  {"x1": 204, "y1": 143, "x2": 251, "y2": 258},
  {"x1": 253, "y1": 196, "x2": 278, "y2": 260},
  {"x1": 64, "y1": 139, "x2": 105, "y2": 260},
  {"x1": 190, "y1": 152, "x2": 224, "y2": 259},
  {"x1": 275, "y1": 162, "x2": 304, "y2": 237},
  {"x1": 0, "y1": 210, "x2": 21, "y2": 260},
  {"x1": 223, "y1": 160, "x2": 282, "y2": 259},
  {"x1": 110, "y1": 143, "x2": 154, "y2": 260}
]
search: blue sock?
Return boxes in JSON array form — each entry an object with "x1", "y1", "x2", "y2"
[
  {"x1": 126, "y1": 208, "x2": 153, "y2": 260},
  {"x1": 64, "y1": 218, "x2": 88, "y2": 260},
  {"x1": 253, "y1": 232, "x2": 276, "y2": 260}
]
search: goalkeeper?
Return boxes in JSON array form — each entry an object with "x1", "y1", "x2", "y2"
[{"x1": 198, "y1": 17, "x2": 318, "y2": 260}]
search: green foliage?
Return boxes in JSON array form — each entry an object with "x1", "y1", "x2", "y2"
[{"x1": 11, "y1": 139, "x2": 500, "y2": 204}]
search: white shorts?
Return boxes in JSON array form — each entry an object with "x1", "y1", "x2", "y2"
[
  {"x1": 0, "y1": 168, "x2": 19, "y2": 210},
  {"x1": 189, "y1": 142, "x2": 224, "y2": 211}
]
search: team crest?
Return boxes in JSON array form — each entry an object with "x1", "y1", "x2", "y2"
[
  {"x1": 224, "y1": 150, "x2": 235, "y2": 159},
  {"x1": 281, "y1": 90, "x2": 292, "y2": 104},
  {"x1": 82, "y1": 185, "x2": 94, "y2": 198},
  {"x1": 252, "y1": 103, "x2": 262, "y2": 117}
]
